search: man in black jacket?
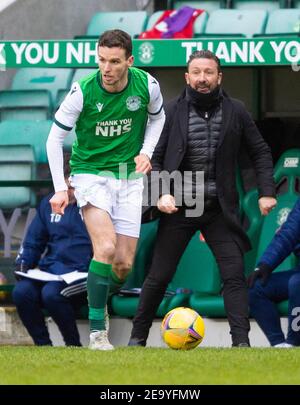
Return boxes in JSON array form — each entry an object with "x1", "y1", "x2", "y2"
[{"x1": 129, "y1": 50, "x2": 277, "y2": 347}]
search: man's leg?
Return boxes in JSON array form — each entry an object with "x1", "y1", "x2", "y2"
[
  {"x1": 41, "y1": 281, "x2": 81, "y2": 346},
  {"x1": 110, "y1": 234, "x2": 138, "y2": 294},
  {"x1": 249, "y1": 270, "x2": 293, "y2": 346},
  {"x1": 201, "y1": 212, "x2": 250, "y2": 346},
  {"x1": 130, "y1": 211, "x2": 197, "y2": 346},
  {"x1": 82, "y1": 204, "x2": 116, "y2": 350},
  {"x1": 109, "y1": 177, "x2": 143, "y2": 295},
  {"x1": 12, "y1": 279, "x2": 52, "y2": 346}
]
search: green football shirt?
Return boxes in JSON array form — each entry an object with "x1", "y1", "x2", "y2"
[{"x1": 55, "y1": 67, "x2": 162, "y2": 178}]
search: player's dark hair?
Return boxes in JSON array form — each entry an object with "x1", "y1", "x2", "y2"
[
  {"x1": 187, "y1": 50, "x2": 221, "y2": 73},
  {"x1": 98, "y1": 29, "x2": 132, "y2": 59}
]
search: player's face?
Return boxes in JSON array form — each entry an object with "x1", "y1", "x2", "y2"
[
  {"x1": 98, "y1": 46, "x2": 134, "y2": 92},
  {"x1": 185, "y1": 58, "x2": 222, "y2": 94}
]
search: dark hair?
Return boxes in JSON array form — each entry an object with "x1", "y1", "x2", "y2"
[
  {"x1": 98, "y1": 29, "x2": 132, "y2": 59},
  {"x1": 187, "y1": 50, "x2": 221, "y2": 73}
]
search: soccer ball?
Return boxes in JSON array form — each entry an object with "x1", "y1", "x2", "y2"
[{"x1": 161, "y1": 307, "x2": 205, "y2": 350}]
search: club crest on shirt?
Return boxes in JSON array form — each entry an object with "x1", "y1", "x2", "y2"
[{"x1": 126, "y1": 96, "x2": 141, "y2": 111}]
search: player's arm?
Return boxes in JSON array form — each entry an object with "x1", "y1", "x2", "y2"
[
  {"x1": 135, "y1": 75, "x2": 165, "y2": 174},
  {"x1": 46, "y1": 82, "x2": 83, "y2": 214}
]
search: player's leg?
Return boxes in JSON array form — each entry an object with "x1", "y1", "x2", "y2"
[
  {"x1": 82, "y1": 204, "x2": 116, "y2": 350},
  {"x1": 110, "y1": 234, "x2": 139, "y2": 295},
  {"x1": 108, "y1": 177, "x2": 143, "y2": 295}
]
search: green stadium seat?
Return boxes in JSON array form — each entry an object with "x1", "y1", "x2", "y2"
[
  {"x1": 11, "y1": 68, "x2": 73, "y2": 108},
  {"x1": 167, "y1": 0, "x2": 228, "y2": 13},
  {"x1": 242, "y1": 188, "x2": 264, "y2": 275},
  {"x1": 0, "y1": 90, "x2": 51, "y2": 121},
  {"x1": 86, "y1": 11, "x2": 148, "y2": 38},
  {"x1": 55, "y1": 89, "x2": 69, "y2": 111},
  {"x1": 0, "y1": 145, "x2": 36, "y2": 209},
  {"x1": 0, "y1": 120, "x2": 52, "y2": 163},
  {"x1": 184, "y1": 232, "x2": 225, "y2": 318},
  {"x1": 72, "y1": 68, "x2": 96, "y2": 83},
  {"x1": 255, "y1": 194, "x2": 298, "y2": 271},
  {"x1": 55, "y1": 69, "x2": 97, "y2": 110},
  {"x1": 242, "y1": 149, "x2": 300, "y2": 275},
  {"x1": 155, "y1": 230, "x2": 221, "y2": 316},
  {"x1": 205, "y1": 9, "x2": 268, "y2": 37},
  {"x1": 111, "y1": 221, "x2": 223, "y2": 318},
  {"x1": 274, "y1": 148, "x2": 300, "y2": 192},
  {"x1": 243, "y1": 149, "x2": 300, "y2": 316},
  {"x1": 265, "y1": 9, "x2": 300, "y2": 35},
  {"x1": 174, "y1": 231, "x2": 225, "y2": 317},
  {"x1": 231, "y1": 0, "x2": 284, "y2": 10},
  {"x1": 110, "y1": 220, "x2": 159, "y2": 317}
]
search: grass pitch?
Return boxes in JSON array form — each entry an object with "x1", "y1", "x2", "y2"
[{"x1": 0, "y1": 346, "x2": 299, "y2": 385}]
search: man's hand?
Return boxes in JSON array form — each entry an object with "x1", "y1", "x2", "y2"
[
  {"x1": 247, "y1": 264, "x2": 273, "y2": 288},
  {"x1": 49, "y1": 191, "x2": 69, "y2": 215},
  {"x1": 134, "y1": 154, "x2": 152, "y2": 174},
  {"x1": 157, "y1": 194, "x2": 178, "y2": 214},
  {"x1": 258, "y1": 197, "x2": 277, "y2": 216}
]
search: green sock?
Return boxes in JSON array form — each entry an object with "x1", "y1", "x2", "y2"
[
  {"x1": 87, "y1": 260, "x2": 111, "y2": 332},
  {"x1": 109, "y1": 270, "x2": 129, "y2": 297}
]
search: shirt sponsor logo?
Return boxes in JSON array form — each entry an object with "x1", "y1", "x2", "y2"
[
  {"x1": 126, "y1": 96, "x2": 141, "y2": 111},
  {"x1": 96, "y1": 102, "x2": 104, "y2": 112},
  {"x1": 95, "y1": 118, "x2": 132, "y2": 137}
]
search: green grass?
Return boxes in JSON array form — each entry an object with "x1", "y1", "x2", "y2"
[{"x1": 0, "y1": 346, "x2": 300, "y2": 385}]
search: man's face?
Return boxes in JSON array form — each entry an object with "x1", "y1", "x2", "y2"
[
  {"x1": 98, "y1": 46, "x2": 133, "y2": 90},
  {"x1": 185, "y1": 57, "x2": 222, "y2": 94}
]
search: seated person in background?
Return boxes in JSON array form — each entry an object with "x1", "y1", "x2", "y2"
[
  {"x1": 12, "y1": 160, "x2": 93, "y2": 346},
  {"x1": 248, "y1": 198, "x2": 300, "y2": 348}
]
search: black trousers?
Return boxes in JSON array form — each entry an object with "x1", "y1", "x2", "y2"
[{"x1": 131, "y1": 206, "x2": 250, "y2": 345}]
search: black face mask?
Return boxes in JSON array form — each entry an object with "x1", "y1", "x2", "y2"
[{"x1": 186, "y1": 85, "x2": 221, "y2": 111}]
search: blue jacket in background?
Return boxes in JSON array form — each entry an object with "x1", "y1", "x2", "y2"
[
  {"x1": 258, "y1": 197, "x2": 300, "y2": 270},
  {"x1": 16, "y1": 194, "x2": 92, "y2": 275}
]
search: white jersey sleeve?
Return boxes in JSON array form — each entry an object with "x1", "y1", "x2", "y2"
[
  {"x1": 147, "y1": 73, "x2": 164, "y2": 116},
  {"x1": 47, "y1": 82, "x2": 83, "y2": 192},
  {"x1": 54, "y1": 81, "x2": 83, "y2": 130},
  {"x1": 139, "y1": 74, "x2": 165, "y2": 159},
  {"x1": 46, "y1": 123, "x2": 69, "y2": 192}
]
